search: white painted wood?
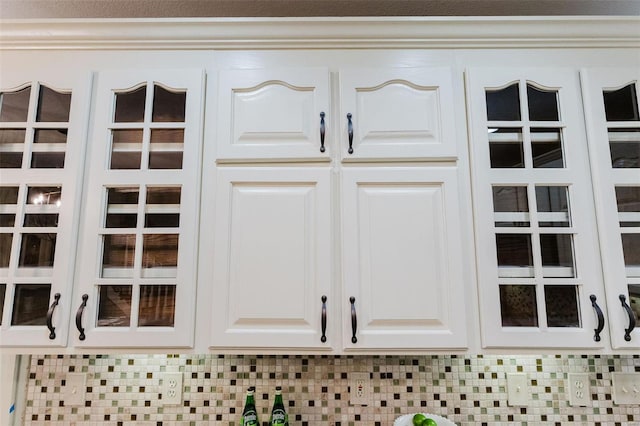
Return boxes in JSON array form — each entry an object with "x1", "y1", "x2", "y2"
[
  {"x1": 216, "y1": 68, "x2": 330, "y2": 161},
  {"x1": 210, "y1": 167, "x2": 333, "y2": 350},
  {"x1": 581, "y1": 68, "x2": 640, "y2": 349},
  {"x1": 339, "y1": 67, "x2": 456, "y2": 160},
  {"x1": 0, "y1": 65, "x2": 90, "y2": 347},
  {"x1": 73, "y1": 68, "x2": 204, "y2": 347},
  {"x1": 341, "y1": 167, "x2": 467, "y2": 350},
  {"x1": 467, "y1": 68, "x2": 606, "y2": 348}
]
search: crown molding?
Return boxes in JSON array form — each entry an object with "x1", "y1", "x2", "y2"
[{"x1": 1, "y1": 16, "x2": 639, "y2": 50}]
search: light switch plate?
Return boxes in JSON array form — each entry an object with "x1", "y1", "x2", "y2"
[
  {"x1": 64, "y1": 373, "x2": 86, "y2": 407},
  {"x1": 506, "y1": 373, "x2": 529, "y2": 406},
  {"x1": 568, "y1": 373, "x2": 590, "y2": 406},
  {"x1": 612, "y1": 372, "x2": 640, "y2": 405}
]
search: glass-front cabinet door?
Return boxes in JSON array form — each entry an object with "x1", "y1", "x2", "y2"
[
  {"x1": 467, "y1": 68, "x2": 606, "y2": 348},
  {"x1": 582, "y1": 68, "x2": 640, "y2": 348},
  {"x1": 73, "y1": 69, "x2": 204, "y2": 347},
  {"x1": 0, "y1": 67, "x2": 88, "y2": 346}
]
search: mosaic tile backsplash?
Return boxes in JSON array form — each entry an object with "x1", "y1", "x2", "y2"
[{"x1": 24, "y1": 354, "x2": 640, "y2": 425}]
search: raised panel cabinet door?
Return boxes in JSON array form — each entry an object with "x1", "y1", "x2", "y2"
[
  {"x1": 581, "y1": 68, "x2": 640, "y2": 348},
  {"x1": 0, "y1": 64, "x2": 89, "y2": 347},
  {"x1": 216, "y1": 68, "x2": 330, "y2": 161},
  {"x1": 73, "y1": 69, "x2": 204, "y2": 347},
  {"x1": 341, "y1": 167, "x2": 467, "y2": 350},
  {"x1": 467, "y1": 68, "x2": 605, "y2": 349},
  {"x1": 339, "y1": 67, "x2": 457, "y2": 161},
  {"x1": 210, "y1": 167, "x2": 333, "y2": 350}
]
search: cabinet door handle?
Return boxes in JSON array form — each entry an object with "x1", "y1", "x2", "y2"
[
  {"x1": 589, "y1": 294, "x2": 605, "y2": 342},
  {"x1": 46, "y1": 293, "x2": 61, "y2": 340},
  {"x1": 76, "y1": 294, "x2": 88, "y2": 341},
  {"x1": 320, "y1": 112, "x2": 326, "y2": 153},
  {"x1": 347, "y1": 113, "x2": 354, "y2": 154},
  {"x1": 350, "y1": 296, "x2": 358, "y2": 343},
  {"x1": 620, "y1": 294, "x2": 636, "y2": 342},
  {"x1": 321, "y1": 295, "x2": 327, "y2": 342}
]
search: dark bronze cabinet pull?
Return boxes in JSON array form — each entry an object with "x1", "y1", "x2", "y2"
[
  {"x1": 46, "y1": 293, "x2": 61, "y2": 340},
  {"x1": 350, "y1": 296, "x2": 357, "y2": 343},
  {"x1": 321, "y1": 295, "x2": 327, "y2": 343},
  {"x1": 590, "y1": 294, "x2": 605, "y2": 342},
  {"x1": 320, "y1": 112, "x2": 326, "y2": 153},
  {"x1": 620, "y1": 294, "x2": 636, "y2": 342},
  {"x1": 347, "y1": 113, "x2": 354, "y2": 154},
  {"x1": 76, "y1": 294, "x2": 88, "y2": 341}
]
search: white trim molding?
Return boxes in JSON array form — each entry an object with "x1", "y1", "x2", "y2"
[{"x1": 0, "y1": 16, "x2": 639, "y2": 50}]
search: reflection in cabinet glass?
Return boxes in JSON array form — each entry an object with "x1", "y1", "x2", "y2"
[{"x1": 11, "y1": 283, "x2": 51, "y2": 326}]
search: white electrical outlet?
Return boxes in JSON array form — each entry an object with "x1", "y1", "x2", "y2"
[
  {"x1": 64, "y1": 373, "x2": 86, "y2": 407},
  {"x1": 612, "y1": 372, "x2": 640, "y2": 405},
  {"x1": 568, "y1": 372, "x2": 590, "y2": 406},
  {"x1": 350, "y1": 372, "x2": 370, "y2": 405},
  {"x1": 506, "y1": 373, "x2": 529, "y2": 406},
  {"x1": 161, "y1": 372, "x2": 183, "y2": 406}
]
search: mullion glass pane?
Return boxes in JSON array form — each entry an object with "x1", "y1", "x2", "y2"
[
  {"x1": 0, "y1": 187, "x2": 18, "y2": 227},
  {"x1": 499, "y1": 284, "x2": 538, "y2": 327},
  {"x1": 0, "y1": 129, "x2": 25, "y2": 168},
  {"x1": 138, "y1": 284, "x2": 176, "y2": 326},
  {"x1": 0, "y1": 284, "x2": 5, "y2": 324},
  {"x1": 18, "y1": 233, "x2": 56, "y2": 267},
  {"x1": 604, "y1": 83, "x2": 639, "y2": 122},
  {"x1": 36, "y1": 86, "x2": 71, "y2": 122},
  {"x1": 527, "y1": 85, "x2": 559, "y2": 121},
  {"x1": 27, "y1": 186, "x2": 62, "y2": 206},
  {"x1": 0, "y1": 234, "x2": 11, "y2": 267},
  {"x1": 496, "y1": 234, "x2": 534, "y2": 277},
  {"x1": 486, "y1": 83, "x2": 521, "y2": 121},
  {"x1": 544, "y1": 285, "x2": 580, "y2": 327},
  {"x1": 32, "y1": 129, "x2": 67, "y2": 169},
  {"x1": 536, "y1": 186, "x2": 570, "y2": 227},
  {"x1": 0, "y1": 86, "x2": 31, "y2": 122},
  {"x1": 609, "y1": 128, "x2": 640, "y2": 168},
  {"x1": 110, "y1": 129, "x2": 143, "y2": 170},
  {"x1": 114, "y1": 86, "x2": 146, "y2": 123},
  {"x1": 531, "y1": 128, "x2": 564, "y2": 168},
  {"x1": 97, "y1": 285, "x2": 132, "y2": 327},
  {"x1": 621, "y1": 234, "x2": 640, "y2": 277},
  {"x1": 489, "y1": 128, "x2": 524, "y2": 168},
  {"x1": 101, "y1": 234, "x2": 136, "y2": 278},
  {"x1": 152, "y1": 86, "x2": 185, "y2": 122},
  {"x1": 492, "y1": 186, "x2": 529, "y2": 227},
  {"x1": 106, "y1": 187, "x2": 139, "y2": 228},
  {"x1": 11, "y1": 284, "x2": 50, "y2": 325},
  {"x1": 616, "y1": 186, "x2": 640, "y2": 227},
  {"x1": 629, "y1": 284, "x2": 640, "y2": 321},
  {"x1": 142, "y1": 234, "x2": 178, "y2": 277},
  {"x1": 540, "y1": 234, "x2": 575, "y2": 278},
  {"x1": 145, "y1": 187, "x2": 180, "y2": 228}
]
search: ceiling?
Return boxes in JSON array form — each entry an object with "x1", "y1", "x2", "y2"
[{"x1": 1, "y1": 0, "x2": 639, "y2": 18}]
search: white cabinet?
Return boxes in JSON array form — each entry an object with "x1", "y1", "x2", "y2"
[
  {"x1": 208, "y1": 64, "x2": 469, "y2": 352},
  {"x1": 466, "y1": 67, "x2": 633, "y2": 349},
  {"x1": 0, "y1": 65, "x2": 89, "y2": 347},
  {"x1": 73, "y1": 68, "x2": 205, "y2": 347},
  {"x1": 581, "y1": 68, "x2": 640, "y2": 348},
  {"x1": 210, "y1": 167, "x2": 333, "y2": 349},
  {"x1": 341, "y1": 167, "x2": 467, "y2": 350}
]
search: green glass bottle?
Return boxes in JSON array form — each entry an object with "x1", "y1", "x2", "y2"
[
  {"x1": 269, "y1": 386, "x2": 289, "y2": 426},
  {"x1": 241, "y1": 387, "x2": 259, "y2": 426}
]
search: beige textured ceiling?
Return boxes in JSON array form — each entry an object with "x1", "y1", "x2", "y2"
[{"x1": 1, "y1": 0, "x2": 639, "y2": 18}]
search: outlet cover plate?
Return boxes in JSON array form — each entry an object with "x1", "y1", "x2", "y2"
[
  {"x1": 161, "y1": 372, "x2": 183, "y2": 406},
  {"x1": 568, "y1": 373, "x2": 590, "y2": 406},
  {"x1": 612, "y1": 372, "x2": 640, "y2": 405},
  {"x1": 350, "y1": 372, "x2": 370, "y2": 405},
  {"x1": 506, "y1": 373, "x2": 529, "y2": 406},
  {"x1": 64, "y1": 373, "x2": 86, "y2": 407}
]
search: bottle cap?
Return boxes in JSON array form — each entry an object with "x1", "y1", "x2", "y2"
[
  {"x1": 275, "y1": 386, "x2": 282, "y2": 392},
  {"x1": 248, "y1": 386, "x2": 255, "y2": 393}
]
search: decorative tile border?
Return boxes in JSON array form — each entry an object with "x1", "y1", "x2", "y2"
[{"x1": 23, "y1": 355, "x2": 640, "y2": 425}]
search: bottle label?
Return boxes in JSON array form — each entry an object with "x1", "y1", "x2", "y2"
[
  {"x1": 271, "y1": 409, "x2": 287, "y2": 424},
  {"x1": 242, "y1": 412, "x2": 258, "y2": 425}
]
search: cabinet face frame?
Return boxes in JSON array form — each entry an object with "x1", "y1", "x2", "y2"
[
  {"x1": 73, "y1": 68, "x2": 204, "y2": 348},
  {"x1": 0, "y1": 67, "x2": 90, "y2": 347},
  {"x1": 467, "y1": 67, "x2": 606, "y2": 349},
  {"x1": 581, "y1": 68, "x2": 640, "y2": 349}
]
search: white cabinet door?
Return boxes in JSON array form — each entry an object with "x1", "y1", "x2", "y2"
[
  {"x1": 0, "y1": 67, "x2": 89, "y2": 346},
  {"x1": 217, "y1": 68, "x2": 330, "y2": 161},
  {"x1": 73, "y1": 69, "x2": 204, "y2": 347},
  {"x1": 581, "y1": 68, "x2": 640, "y2": 348},
  {"x1": 341, "y1": 167, "x2": 467, "y2": 350},
  {"x1": 211, "y1": 167, "x2": 333, "y2": 350},
  {"x1": 467, "y1": 68, "x2": 606, "y2": 348},
  {"x1": 339, "y1": 67, "x2": 457, "y2": 161}
]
